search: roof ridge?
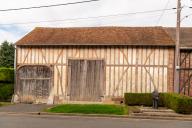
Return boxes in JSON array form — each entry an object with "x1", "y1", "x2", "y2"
[{"x1": 34, "y1": 26, "x2": 164, "y2": 30}]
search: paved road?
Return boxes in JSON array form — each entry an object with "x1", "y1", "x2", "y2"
[{"x1": 0, "y1": 114, "x2": 191, "y2": 128}]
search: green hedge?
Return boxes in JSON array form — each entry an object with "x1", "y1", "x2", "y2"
[
  {"x1": 0, "y1": 68, "x2": 14, "y2": 83},
  {"x1": 0, "y1": 83, "x2": 14, "y2": 102},
  {"x1": 124, "y1": 93, "x2": 164, "y2": 106},
  {"x1": 124, "y1": 93, "x2": 192, "y2": 114},
  {"x1": 124, "y1": 93, "x2": 152, "y2": 106},
  {"x1": 160, "y1": 93, "x2": 192, "y2": 114}
]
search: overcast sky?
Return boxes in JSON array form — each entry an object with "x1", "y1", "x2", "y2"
[{"x1": 0, "y1": 0, "x2": 192, "y2": 43}]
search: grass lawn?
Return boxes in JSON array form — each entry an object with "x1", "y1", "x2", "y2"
[
  {"x1": 46, "y1": 104, "x2": 128, "y2": 115},
  {"x1": 0, "y1": 102, "x2": 12, "y2": 107}
]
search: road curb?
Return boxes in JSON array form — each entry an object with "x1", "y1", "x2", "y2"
[{"x1": 0, "y1": 111, "x2": 192, "y2": 121}]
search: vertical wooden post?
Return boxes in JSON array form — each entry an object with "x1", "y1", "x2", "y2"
[
  {"x1": 174, "y1": 0, "x2": 181, "y2": 93},
  {"x1": 14, "y1": 45, "x2": 17, "y2": 95}
]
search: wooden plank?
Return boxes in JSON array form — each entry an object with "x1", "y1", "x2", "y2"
[
  {"x1": 55, "y1": 49, "x2": 64, "y2": 64},
  {"x1": 56, "y1": 66, "x2": 64, "y2": 96},
  {"x1": 152, "y1": 47, "x2": 156, "y2": 91},
  {"x1": 145, "y1": 48, "x2": 150, "y2": 92},
  {"x1": 111, "y1": 47, "x2": 115, "y2": 96},
  {"x1": 22, "y1": 48, "x2": 31, "y2": 64},
  {"x1": 130, "y1": 47, "x2": 133, "y2": 92},
  {"x1": 20, "y1": 47, "x2": 24, "y2": 63},
  {"x1": 17, "y1": 47, "x2": 20, "y2": 64},
  {"x1": 62, "y1": 66, "x2": 66, "y2": 97},
  {"x1": 93, "y1": 47, "x2": 98, "y2": 58},
  {"x1": 162, "y1": 48, "x2": 165, "y2": 92},
  {"x1": 149, "y1": 47, "x2": 152, "y2": 92},
  {"x1": 106, "y1": 64, "x2": 167, "y2": 67},
  {"x1": 125, "y1": 47, "x2": 128, "y2": 92},
  {"x1": 37, "y1": 48, "x2": 42, "y2": 64},
  {"x1": 114, "y1": 48, "x2": 117, "y2": 96},
  {"x1": 135, "y1": 47, "x2": 139, "y2": 93},
  {"x1": 73, "y1": 46, "x2": 77, "y2": 58},
  {"x1": 188, "y1": 53, "x2": 191, "y2": 95},
  {"x1": 143, "y1": 48, "x2": 147, "y2": 93},
  {"x1": 55, "y1": 66, "x2": 59, "y2": 95},
  {"x1": 32, "y1": 48, "x2": 35, "y2": 64},
  {"x1": 87, "y1": 46, "x2": 90, "y2": 59},
  {"x1": 157, "y1": 48, "x2": 160, "y2": 91},
  {"x1": 103, "y1": 47, "x2": 107, "y2": 96},
  {"x1": 168, "y1": 48, "x2": 174, "y2": 92},
  {"x1": 106, "y1": 66, "x2": 109, "y2": 96},
  {"x1": 35, "y1": 48, "x2": 38, "y2": 64},
  {"x1": 141, "y1": 47, "x2": 143, "y2": 92},
  {"x1": 113, "y1": 67, "x2": 129, "y2": 96},
  {"x1": 47, "y1": 47, "x2": 50, "y2": 64},
  {"x1": 36, "y1": 48, "x2": 39, "y2": 64},
  {"x1": 118, "y1": 47, "x2": 120, "y2": 96},
  {"x1": 106, "y1": 47, "x2": 110, "y2": 95},
  {"x1": 163, "y1": 48, "x2": 169, "y2": 92},
  {"x1": 121, "y1": 47, "x2": 125, "y2": 96},
  {"x1": 41, "y1": 48, "x2": 47, "y2": 64}
]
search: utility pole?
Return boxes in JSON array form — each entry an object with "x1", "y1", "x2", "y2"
[{"x1": 174, "y1": 0, "x2": 181, "y2": 93}]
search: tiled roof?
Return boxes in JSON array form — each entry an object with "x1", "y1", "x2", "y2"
[
  {"x1": 164, "y1": 27, "x2": 192, "y2": 48},
  {"x1": 16, "y1": 27, "x2": 175, "y2": 46}
]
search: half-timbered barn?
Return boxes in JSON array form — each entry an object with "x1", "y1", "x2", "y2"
[{"x1": 14, "y1": 27, "x2": 179, "y2": 104}]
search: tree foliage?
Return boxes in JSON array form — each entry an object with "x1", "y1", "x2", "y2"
[{"x1": 0, "y1": 41, "x2": 15, "y2": 68}]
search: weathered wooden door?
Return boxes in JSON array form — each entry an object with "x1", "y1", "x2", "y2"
[
  {"x1": 17, "y1": 65, "x2": 52, "y2": 103},
  {"x1": 68, "y1": 59, "x2": 105, "y2": 101}
]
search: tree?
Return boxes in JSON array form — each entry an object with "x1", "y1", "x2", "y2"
[{"x1": 0, "y1": 41, "x2": 15, "y2": 68}]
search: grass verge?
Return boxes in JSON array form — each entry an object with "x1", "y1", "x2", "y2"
[
  {"x1": 46, "y1": 104, "x2": 128, "y2": 115},
  {"x1": 0, "y1": 102, "x2": 12, "y2": 107},
  {"x1": 128, "y1": 106, "x2": 141, "y2": 113}
]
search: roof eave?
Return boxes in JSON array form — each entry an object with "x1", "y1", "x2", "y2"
[{"x1": 16, "y1": 43, "x2": 175, "y2": 46}]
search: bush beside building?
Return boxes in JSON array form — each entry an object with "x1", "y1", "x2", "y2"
[
  {"x1": 0, "y1": 68, "x2": 14, "y2": 101},
  {"x1": 125, "y1": 93, "x2": 192, "y2": 114}
]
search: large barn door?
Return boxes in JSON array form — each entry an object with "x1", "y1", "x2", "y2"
[
  {"x1": 17, "y1": 65, "x2": 52, "y2": 103},
  {"x1": 68, "y1": 59, "x2": 105, "y2": 102}
]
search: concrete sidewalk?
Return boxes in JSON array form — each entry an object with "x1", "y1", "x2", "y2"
[{"x1": 130, "y1": 107, "x2": 192, "y2": 121}]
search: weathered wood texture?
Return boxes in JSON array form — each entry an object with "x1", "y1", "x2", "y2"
[
  {"x1": 68, "y1": 59, "x2": 104, "y2": 101},
  {"x1": 168, "y1": 48, "x2": 175, "y2": 93},
  {"x1": 16, "y1": 46, "x2": 174, "y2": 102},
  {"x1": 17, "y1": 65, "x2": 52, "y2": 103},
  {"x1": 180, "y1": 50, "x2": 192, "y2": 96}
]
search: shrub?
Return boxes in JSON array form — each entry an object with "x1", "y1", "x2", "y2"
[
  {"x1": 0, "y1": 83, "x2": 14, "y2": 101},
  {"x1": 0, "y1": 68, "x2": 14, "y2": 83},
  {"x1": 124, "y1": 93, "x2": 192, "y2": 114},
  {"x1": 161, "y1": 93, "x2": 192, "y2": 114},
  {"x1": 124, "y1": 93, "x2": 164, "y2": 106},
  {"x1": 124, "y1": 93, "x2": 152, "y2": 106}
]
